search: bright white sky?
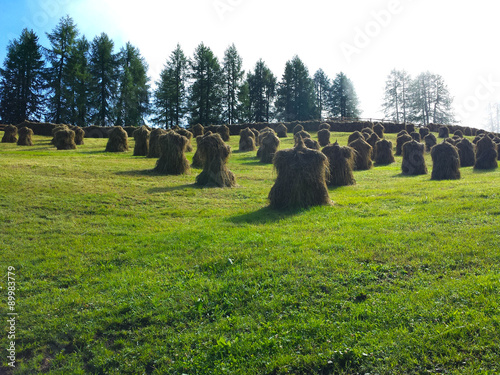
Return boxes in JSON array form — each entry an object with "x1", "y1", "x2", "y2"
[{"x1": 1, "y1": 0, "x2": 499, "y2": 129}]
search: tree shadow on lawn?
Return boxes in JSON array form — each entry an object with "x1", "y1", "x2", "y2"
[
  {"x1": 228, "y1": 206, "x2": 304, "y2": 224},
  {"x1": 147, "y1": 183, "x2": 202, "y2": 194},
  {"x1": 115, "y1": 169, "x2": 160, "y2": 177}
]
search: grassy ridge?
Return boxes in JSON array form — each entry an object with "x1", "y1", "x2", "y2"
[{"x1": 1, "y1": 132, "x2": 499, "y2": 374}]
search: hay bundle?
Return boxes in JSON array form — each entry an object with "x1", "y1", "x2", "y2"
[
  {"x1": 361, "y1": 127, "x2": 374, "y2": 136},
  {"x1": 405, "y1": 124, "x2": 415, "y2": 133},
  {"x1": 192, "y1": 131, "x2": 212, "y2": 169},
  {"x1": 473, "y1": 134, "x2": 484, "y2": 144},
  {"x1": 444, "y1": 137, "x2": 457, "y2": 146},
  {"x1": 373, "y1": 123, "x2": 385, "y2": 138},
  {"x1": 349, "y1": 137, "x2": 373, "y2": 170},
  {"x1": 322, "y1": 141, "x2": 356, "y2": 186},
  {"x1": 73, "y1": 126, "x2": 85, "y2": 145},
  {"x1": 438, "y1": 126, "x2": 449, "y2": 138},
  {"x1": 401, "y1": 140, "x2": 427, "y2": 175},
  {"x1": 317, "y1": 129, "x2": 330, "y2": 147},
  {"x1": 51, "y1": 125, "x2": 69, "y2": 144},
  {"x1": 396, "y1": 133, "x2": 412, "y2": 156},
  {"x1": 397, "y1": 130, "x2": 409, "y2": 137},
  {"x1": 456, "y1": 138, "x2": 475, "y2": 167},
  {"x1": 195, "y1": 133, "x2": 236, "y2": 187},
  {"x1": 419, "y1": 127, "x2": 430, "y2": 138},
  {"x1": 147, "y1": 128, "x2": 167, "y2": 158},
  {"x1": 192, "y1": 123, "x2": 204, "y2": 137},
  {"x1": 175, "y1": 128, "x2": 194, "y2": 152},
  {"x1": 257, "y1": 128, "x2": 276, "y2": 157},
  {"x1": 453, "y1": 130, "x2": 464, "y2": 138},
  {"x1": 374, "y1": 139, "x2": 395, "y2": 165},
  {"x1": 17, "y1": 127, "x2": 34, "y2": 146},
  {"x1": 292, "y1": 124, "x2": 304, "y2": 135},
  {"x1": 217, "y1": 125, "x2": 230, "y2": 142},
  {"x1": 259, "y1": 131, "x2": 280, "y2": 163},
  {"x1": 2, "y1": 125, "x2": 18, "y2": 143},
  {"x1": 154, "y1": 131, "x2": 190, "y2": 175},
  {"x1": 269, "y1": 138, "x2": 331, "y2": 209},
  {"x1": 474, "y1": 136, "x2": 498, "y2": 170},
  {"x1": 348, "y1": 131, "x2": 364, "y2": 145},
  {"x1": 304, "y1": 138, "x2": 321, "y2": 150},
  {"x1": 410, "y1": 132, "x2": 421, "y2": 142},
  {"x1": 251, "y1": 128, "x2": 260, "y2": 145},
  {"x1": 319, "y1": 122, "x2": 331, "y2": 131},
  {"x1": 275, "y1": 123, "x2": 288, "y2": 138},
  {"x1": 464, "y1": 127, "x2": 473, "y2": 136},
  {"x1": 54, "y1": 128, "x2": 76, "y2": 150},
  {"x1": 367, "y1": 133, "x2": 380, "y2": 148},
  {"x1": 133, "y1": 126, "x2": 150, "y2": 156},
  {"x1": 424, "y1": 133, "x2": 437, "y2": 152},
  {"x1": 105, "y1": 126, "x2": 129, "y2": 152},
  {"x1": 239, "y1": 127, "x2": 256, "y2": 152},
  {"x1": 294, "y1": 130, "x2": 311, "y2": 141},
  {"x1": 431, "y1": 142, "x2": 461, "y2": 180}
]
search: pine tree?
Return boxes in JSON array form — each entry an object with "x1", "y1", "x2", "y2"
[
  {"x1": 0, "y1": 29, "x2": 45, "y2": 124},
  {"x1": 329, "y1": 72, "x2": 360, "y2": 118},
  {"x1": 68, "y1": 37, "x2": 91, "y2": 127},
  {"x1": 313, "y1": 69, "x2": 331, "y2": 119},
  {"x1": 222, "y1": 44, "x2": 244, "y2": 124},
  {"x1": 248, "y1": 59, "x2": 276, "y2": 123},
  {"x1": 382, "y1": 69, "x2": 411, "y2": 123}
]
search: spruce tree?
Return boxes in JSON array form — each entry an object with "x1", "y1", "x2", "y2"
[
  {"x1": 248, "y1": 59, "x2": 276, "y2": 122},
  {"x1": 329, "y1": 72, "x2": 360, "y2": 119},
  {"x1": 222, "y1": 44, "x2": 244, "y2": 124},
  {"x1": 313, "y1": 69, "x2": 331, "y2": 119}
]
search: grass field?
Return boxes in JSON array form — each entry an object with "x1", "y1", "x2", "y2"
[{"x1": 1, "y1": 130, "x2": 499, "y2": 374}]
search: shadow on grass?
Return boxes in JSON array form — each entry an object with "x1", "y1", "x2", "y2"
[
  {"x1": 115, "y1": 169, "x2": 158, "y2": 176},
  {"x1": 228, "y1": 206, "x2": 303, "y2": 224},
  {"x1": 472, "y1": 167, "x2": 499, "y2": 174},
  {"x1": 147, "y1": 183, "x2": 202, "y2": 194}
]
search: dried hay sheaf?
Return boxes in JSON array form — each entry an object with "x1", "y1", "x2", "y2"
[
  {"x1": 474, "y1": 136, "x2": 498, "y2": 170},
  {"x1": 105, "y1": 127, "x2": 129, "y2": 152},
  {"x1": 424, "y1": 133, "x2": 437, "y2": 152},
  {"x1": 72, "y1": 126, "x2": 85, "y2": 145},
  {"x1": 322, "y1": 141, "x2": 356, "y2": 187},
  {"x1": 419, "y1": 127, "x2": 430, "y2": 139},
  {"x1": 154, "y1": 131, "x2": 190, "y2": 175},
  {"x1": 217, "y1": 125, "x2": 230, "y2": 142},
  {"x1": 319, "y1": 122, "x2": 331, "y2": 131},
  {"x1": 269, "y1": 137, "x2": 331, "y2": 209},
  {"x1": 195, "y1": 133, "x2": 236, "y2": 187},
  {"x1": 401, "y1": 140, "x2": 427, "y2": 175},
  {"x1": 438, "y1": 126, "x2": 450, "y2": 138},
  {"x1": 453, "y1": 130, "x2": 464, "y2": 138},
  {"x1": 275, "y1": 123, "x2": 288, "y2": 138},
  {"x1": 175, "y1": 128, "x2": 194, "y2": 152},
  {"x1": 259, "y1": 131, "x2": 280, "y2": 163},
  {"x1": 456, "y1": 138, "x2": 476, "y2": 167},
  {"x1": 396, "y1": 133, "x2": 412, "y2": 156},
  {"x1": 133, "y1": 126, "x2": 150, "y2": 156},
  {"x1": 191, "y1": 123, "x2": 204, "y2": 137},
  {"x1": 317, "y1": 129, "x2": 331, "y2": 147},
  {"x1": 294, "y1": 130, "x2": 311, "y2": 141},
  {"x1": 147, "y1": 128, "x2": 167, "y2": 158},
  {"x1": 397, "y1": 129, "x2": 409, "y2": 137},
  {"x1": 251, "y1": 128, "x2": 260, "y2": 145},
  {"x1": 292, "y1": 124, "x2": 304, "y2": 135},
  {"x1": 304, "y1": 138, "x2": 321, "y2": 150},
  {"x1": 431, "y1": 142, "x2": 461, "y2": 180},
  {"x1": 54, "y1": 128, "x2": 77, "y2": 150},
  {"x1": 410, "y1": 132, "x2": 421, "y2": 142},
  {"x1": 192, "y1": 131, "x2": 212, "y2": 169},
  {"x1": 349, "y1": 137, "x2": 373, "y2": 170},
  {"x1": 373, "y1": 123, "x2": 385, "y2": 138},
  {"x1": 366, "y1": 132, "x2": 380, "y2": 148},
  {"x1": 17, "y1": 127, "x2": 34, "y2": 146},
  {"x1": 347, "y1": 131, "x2": 364, "y2": 145},
  {"x1": 374, "y1": 139, "x2": 395, "y2": 165},
  {"x1": 2, "y1": 125, "x2": 18, "y2": 143},
  {"x1": 405, "y1": 124, "x2": 415, "y2": 133},
  {"x1": 239, "y1": 127, "x2": 256, "y2": 152}
]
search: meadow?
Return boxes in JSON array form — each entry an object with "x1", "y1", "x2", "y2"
[{"x1": 1, "y1": 130, "x2": 499, "y2": 374}]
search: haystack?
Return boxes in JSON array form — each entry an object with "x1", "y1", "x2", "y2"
[
  {"x1": 474, "y1": 136, "x2": 498, "y2": 170},
  {"x1": 2, "y1": 125, "x2": 18, "y2": 143},
  {"x1": 419, "y1": 127, "x2": 430, "y2": 138},
  {"x1": 175, "y1": 128, "x2": 193, "y2": 152},
  {"x1": 195, "y1": 133, "x2": 236, "y2": 187},
  {"x1": 257, "y1": 128, "x2": 276, "y2": 157},
  {"x1": 322, "y1": 141, "x2": 356, "y2": 186},
  {"x1": 401, "y1": 140, "x2": 427, "y2": 175},
  {"x1": 217, "y1": 125, "x2": 230, "y2": 142},
  {"x1": 259, "y1": 131, "x2": 280, "y2": 163},
  {"x1": 374, "y1": 139, "x2": 395, "y2": 165},
  {"x1": 268, "y1": 137, "x2": 331, "y2": 209},
  {"x1": 251, "y1": 128, "x2": 260, "y2": 145},
  {"x1": 473, "y1": 134, "x2": 484, "y2": 144},
  {"x1": 133, "y1": 126, "x2": 150, "y2": 156},
  {"x1": 317, "y1": 129, "x2": 330, "y2": 147},
  {"x1": 319, "y1": 122, "x2": 331, "y2": 131},
  {"x1": 51, "y1": 125, "x2": 69, "y2": 145},
  {"x1": 292, "y1": 124, "x2": 304, "y2": 135},
  {"x1": 373, "y1": 123, "x2": 385, "y2": 138},
  {"x1": 438, "y1": 126, "x2": 449, "y2": 138},
  {"x1": 348, "y1": 131, "x2": 364, "y2": 145},
  {"x1": 405, "y1": 124, "x2": 415, "y2": 133},
  {"x1": 276, "y1": 123, "x2": 288, "y2": 138},
  {"x1": 304, "y1": 138, "x2": 321, "y2": 150},
  {"x1": 105, "y1": 126, "x2": 129, "y2": 152},
  {"x1": 192, "y1": 123, "x2": 204, "y2": 137},
  {"x1": 239, "y1": 127, "x2": 256, "y2": 152},
  {"x1": 431, "y1": 142, "x2": 461, "y2": 180},
  {"x1": 154, "y1": 132, "x2": 190, "y2": 175},
  {"x1": 424, "y1": 133, "x2": 437, "y2": 152},
  {"x1": 17, "y1": 127, "x2": 34, "y2": 146},
  {"x1": 397, "y1": 130, "x2": 409, "y2": 137},
  {"x1": 396, "y1": 133, "x2": 412, "y2": 156},
  {"x1": 362, "y1": 127, "x2": 374, "y2": 136},
  {"x1": 147, "y1": 128, "x2": 167, "y2": 158},
  {"x1": 456, "y1": 138, "x2": 476, "y2": 167},
  {"x1": 410, "y1": 132, "x2": 421, "y2": 142},
  {"x1": 73, "y1": 126, "x2": 85, "y2": 145},
  {"x1": 54, "y1": 128, "x2": 76, "y2": 150},
  {"x1": 444, "y1": 138, "x2": 457, "y2": 146},
  {"x1": 349, "y1": 137, "x2": 373, "y2": 170},
  {"x1": 192, "y1": 131, "x2": 212, "y2": 169},
  {"x1": 294, "y1": 130, "x2": 311, "y2": 141},
  {"x1": 367, "y1": 133, "x2": 380, "y2": 148},
  {"x1": 453, "y1": 130, "x2": 464, "y2": 138}
]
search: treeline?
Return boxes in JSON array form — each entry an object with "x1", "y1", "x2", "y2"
[{"x1": 0, "y1": 16, "x2": 362, "y2": 128}]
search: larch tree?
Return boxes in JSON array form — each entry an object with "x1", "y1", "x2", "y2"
[{"x1": 222, "y1": 44, "x2": 244, "y2": 124}]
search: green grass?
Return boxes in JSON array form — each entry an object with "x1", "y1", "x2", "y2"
[{"x1": 1, "y1": 132, "x2": 499, "y2": 374}]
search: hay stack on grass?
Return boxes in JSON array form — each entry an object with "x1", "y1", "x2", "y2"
[
  {"x1": 195, "y1": 133, "x2": 236, "y2": 187},
  {"x1": 259, "y1": 131, "x2": 280, "y2": 163},
  {"x1": 419, "y1": 127, "x2": 430, "y2": 138},
  {"x1": 348, "y1": 131, "x2": 364, "y2": 145},
  {"x1": 2, "y1": 125, "x2": 18, "y2": 143},
  {"x1": 269, "y1": 138, "x2": 331, "y2": 209},
  {"x1": 373, "y1": 123, "x2": 385, "y2": 138},
  {"x1": 424, "y1": 133, "x2": 437, "y2": 152},
  {"x1": 192, "y1": 123, "x2": 204, "y2": 137},
  {"x1": 54, "y1": 128, "x2": 77, "y2": 150},
  {"x1": 319, "y1": 122, "x2": 331, "y2": 131},
  {"x1": 217, "y1": 125, "x2": 230, "y2": 142},
  {"x1": 257, "y1": 128, "x2": 276, "y2": 157},
  {"x1": 105, "y1": 126, "x2": 129, "y2": 152},
  {"x1": 73, "y1": 126, "x2": 85, "y2": 145},
  {"x1": 453, "y1": 130, "x2": 464, "y2": 138},
  {"x1": 397, "y1": 130, "x2": 408, "y2": 137},
  {"x1": 154, "y1": 131, "x2": 190, "y2": 175},
  {"x1": 349, "y1": 137, "x2": 373, "y2": 170},
  {"x1": 438, "y1": 126, "x2": 449, "y2": 138},
  {"x1": 431, "y1": 142, "x2": 461, "y2": 180},
  {"x1": 322, "y1": 141, "x2": 356, "y2": 187},
  {"x1": 474, "y1": 136, "x2": 498, "y2": 170},
  {"x1": 276, "y1": 123, "x2": 288, "y2": 138},
  {"x1": 444, "y1": 137, "x2": 457, "y2": 146},
  {"x1": 51, "y1": 125, "x2": 69, "y2": 144},
  {"x1": 374, "y1": 139, "x2": 395, "y2": 165},
  {"x1": 239, "y1": 127, "x2": 256, "y2": 152},
  {"x1": 410, "y1": 132, "x2": 421, "y2": 142},
  {"x1": 147, "y1": 128, "x2": 167, "y2": 158},
  {"x1": 17, "y1": 127, "x2": 34, "y2": 146},
  {"x1": 317, "y1": 129, "x2": 330, "y2": 147},
  {"x1": 251, "y1": 128, "x2": 260, "y2": 145},
  {"x1": 175, "y1": 128, "x2": 194, "y2": 152},
  {"x1": 401, "y1": 140, "x2": 427, "y2": 175},
  {"x1": 367, "y1": 133, "x2": 380, "y2": 148},
  {"x1": 396, "y1": 133, "x2": 412, "y2": 156},
  {"x1": 405, "y1": 124, "x2": 415, "y2": 133},
  {"x1": 192, "y1": 131, "x2": 212, "y2": 169},
  {"x1": 294, "y1": 130, "x2": 311, "y2": 141},
  {"x1": 304, "y1": 138, "x2": 321, "y2": 150},
  {"x1": 473, "y1": 134, "x2": 484, "y2": 144},
  {"x1": 292, "y1": 124, "x2": 304, "y2": 135},
  {"x1": 133, "y1": 126, "x2": 150, "y2": 156},
  {"x1": 456, "y1": 138, "x2": 476, "y2": 167}
]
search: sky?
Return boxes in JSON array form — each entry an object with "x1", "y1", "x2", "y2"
[{"x1": 0, "y1": 0, "x2": 499, "y2": 130}]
